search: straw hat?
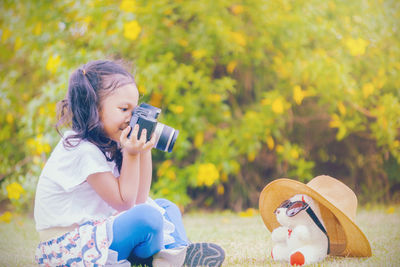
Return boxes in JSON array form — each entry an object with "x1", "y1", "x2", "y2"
[{"x1": 259, "y1": 175, "x2": 371, "y2": 257}]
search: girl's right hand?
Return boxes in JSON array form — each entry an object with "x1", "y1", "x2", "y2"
[{"x1": 120, "y1": 125, "x2": 154, "y2": 155}]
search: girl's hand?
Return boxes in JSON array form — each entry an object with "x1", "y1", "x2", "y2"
[{"x1": 120, "y1": 125, "x2": 156, "y2": 155}]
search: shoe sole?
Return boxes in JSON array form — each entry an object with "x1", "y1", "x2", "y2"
[{"x1": 183, "y1": 243, "x2": 225, "y2": 267}]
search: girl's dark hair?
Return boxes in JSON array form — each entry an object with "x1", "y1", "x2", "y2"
[{"x1": 56, "y1": 60, "x2": 136, "y2": 171}]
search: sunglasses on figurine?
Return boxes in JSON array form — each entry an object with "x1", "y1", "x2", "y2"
[
  {"x1": 274, "y1": 199, "x2": 331, "y2": 254},
  {"x1": 274, "y1": 200, "x2": 309, "y2": 217}
]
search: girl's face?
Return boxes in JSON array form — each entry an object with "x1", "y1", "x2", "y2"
[{"x1": 99, "y1": 83, "x2": 139, "y2": 142}]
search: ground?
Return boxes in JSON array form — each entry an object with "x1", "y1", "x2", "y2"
[{"x1": 0, "y1": 206, "x2": 399, "y2": 266}]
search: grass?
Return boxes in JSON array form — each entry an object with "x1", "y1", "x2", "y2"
[{"x1": 0, "y1": 206, "x2": 399, "y2": 266}]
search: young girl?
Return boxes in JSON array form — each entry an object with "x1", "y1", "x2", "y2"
[{"x1": 34, "y1": 60, "x2": 225, "y2": 267}]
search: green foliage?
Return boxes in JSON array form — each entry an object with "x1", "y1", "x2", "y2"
[{"x1": 0, "y1": 0, "x2": 399, "y2": 212}]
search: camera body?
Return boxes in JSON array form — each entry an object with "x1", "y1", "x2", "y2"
[{"x1": 129, "y1": 103, "x2": 179, "y2": 153}]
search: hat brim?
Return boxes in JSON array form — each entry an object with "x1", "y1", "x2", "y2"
[{"x1": 259, "y1": 178, "x2": 371, "y2": 257}]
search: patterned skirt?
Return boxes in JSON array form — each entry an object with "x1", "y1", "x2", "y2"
[
  {"x1": 35, "y1": 199, "x2": 176, "y2": 266},
  {"x1": 35, "y1": 219, "x2": 110, "y2": 267}
]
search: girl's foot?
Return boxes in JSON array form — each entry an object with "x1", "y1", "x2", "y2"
[
  {"x1": 152, "y1": 246, "x2": 187, "y2": 267},
  {"x1": 183, "y1": 243, "x2": 225, "y2": 267}
]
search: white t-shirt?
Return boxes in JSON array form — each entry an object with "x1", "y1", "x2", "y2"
[
  {"x1": 34, "y1": 131, "x2": 118, "y2": 231},
  {"x1": 34, "y1": 131, "x2": 176, "y2": 245}
]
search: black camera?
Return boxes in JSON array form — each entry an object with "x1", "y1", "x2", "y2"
[{"x1": 128, "y1": 103, "x2": 179, "y2": 153}]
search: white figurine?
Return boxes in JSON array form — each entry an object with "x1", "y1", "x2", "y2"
[{"x1": 271, "y1": 194, "x2": 329, "y2": 266}]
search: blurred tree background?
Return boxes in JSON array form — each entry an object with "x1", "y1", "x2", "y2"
[{"x1": 0, "y1": 0, "x2": 399, "y2": 217}]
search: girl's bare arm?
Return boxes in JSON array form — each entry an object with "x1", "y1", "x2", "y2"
[{"x1": 87, "y1": 125, "x2": 154, "y2": 211}]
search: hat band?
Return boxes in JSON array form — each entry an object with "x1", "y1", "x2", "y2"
[{"x1": 306, "y1": 207, "x2": 330, "y2": 254}]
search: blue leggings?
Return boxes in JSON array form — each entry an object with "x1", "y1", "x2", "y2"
[{"x1": 109, "y1": 199, "x2": 189, "y2": 261}]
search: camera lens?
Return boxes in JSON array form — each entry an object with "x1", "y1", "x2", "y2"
[{"x1": 153, "y1": 123, "x2": 179, "y2": 153}]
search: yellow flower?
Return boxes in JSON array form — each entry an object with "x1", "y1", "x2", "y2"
[
  {"x1": 178, "y1": 39, "x2": 188, "y2": 47},
  {"x1": 338, "y1": 102, "x2": 347, "y2": 115},
  {"x1": 243, "y1": 132, "x2": 252, "y2": 141},
  {"x1": 33, "y1": 156, "x2": 41, "y2": 165},
  {"x1": 192, "y1": 49, "x2": 207, "y2": 59},
  {"x1": 290, "y1": 148, "x2": 299, "y2": 159},
  {"x1": 362, "y1": 83, "x2": 374, "y2": 98},
  {"x1": 83, "y1": 16, "x2": 93, "y2": 25},
  {"x1": 344, "y1": 37, "x2": 369, "y2": 56},
  {"x1": 157, "y1": 160, "x2": 173, "y2": 177},
  {"x1": 33, "y1": 22, "x2": 42, "y2": 36},
  {"x1": 48, "y1": 102, "x2": 57, "y2": 117},
  {"x1": 138, "y1": 85, "x2": 146, "y2": 95},
  {"x1": 272, "y1": 54, "x2": 292, "y2": 78},
  {"x1": 245, "y1": 110, "x2": 257, "y2": 119},
  {"x1": 217, "y1": 184, "x2": 225, "y2": 195},
  {"x1": 43, "y1": 143, "x2": 51, "y2": 153},
  {"x1": 266, "y1": 135, "x2": 275, "y2": 150},
  {"x1": 230, "y1": 32, "x2": 246, "y2": 47},
  {"x1": 107, "y1": 29, "x2": 118, "y2": 36},
  {"x1": 36, "y1": 143, "x2": 44, "y2": 155},
  {"x1": 163, "y1": 8, "x2": 173, "y2": 15},
  {"x1": 393, "y1": 140, "x2": 400, "y2": 149},
  {"x1": 22, "y1": 93, "x2": 30, "y2": 101},
  {"x1": 276, "y1": 145, "x2": 284, "y2": 154},
  {"x1": 149, "y1": 92, "x2": 163, "y2": 108},
  {"x1": 6, "y1": 113, "x2": 14, "y2": 124},
  {"x1": 239, "y1": 208, "x2": 257, "y2": 217},
  {"x1": 231, "y1": 5, "x2": 244, "y2": 15},
  {"x1": 281, "y1": 1, "x2": 292, "y2": 11},
  {"x1": 223, "y1": 110, "x2": 231, "y2": 119},
  {"x1": 165, "y1": 170, "x2": 176, "y2": 181},
  {"x1": 207, "y1": 94, "x2": 222, "y2": 103},
  {"x1": 170, "y1": 104, "x2": 184, "y2": 114},
  {"x1": 221, "y1": 172, "x2": 228, "y2": 182},
  {"x1": 161, "y1": 188, "x2": 170, "y2": 195},
  {"x1": 247, "y1": 151, "x2": 256, "y2": 162},
  {"x1": 1, "y1": 28, "x2": 11, "y2": 43},
  {"x1": 27, "y1": 134, "x2": 51, "y2": 155},
  {"x1": 194, "y1": 132, "x2": 204, "y2": 148},
  {"x1": 46, "y1": 54, "x2": 61, "y2": 74},
  {"x1": 271, "y1": 98, "x2": 284, "y2": 114},
  {"x1": 120, "y1": 0, "x2": 137, "y2": 13},
  {"x1": 328, "y1": 1, "x2": 336, "y2": 10},
  {"x1": 293, "y1": 85, "x2": 305, "y2": 105},
  {"x1": 14, "y1": 36, "x2": 22, "y2": 51},
  {"x1": 6, "y1": 182, "x2": 25, "y2": 200},
  {"x1": 330, "y1": 114, "x2": 347, "y2": 140},
  {"x1": 261, "y1": 98, "x2": 271, "y2": 106},
  {"x1": 372, "y1": 73, "x2": 386, "y2": 90},
  {"x1": 123, "y1": 20, "x2": 141, "y2": 40},
  {"x1": 197, "y1": 163, "x2": 219, "y2": 187},
  {"x1": 27, "y1": 138, "x2": 35, "y2": 149},
  {"x1": 0, "y1": 212, "x2": 12, "y2": 223},
  {"x1": 39, "y1": 106, "x2": 45, "y2": 115},
  {"x1": 227, "y1": 61, "x2": 237, "y2": 74},
  {"x1": 386, "y1": 206, "x2": 395, "y2": 214},
  {"x1": 329, "y1": 114, "x2": 341, "y2": 128}
]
